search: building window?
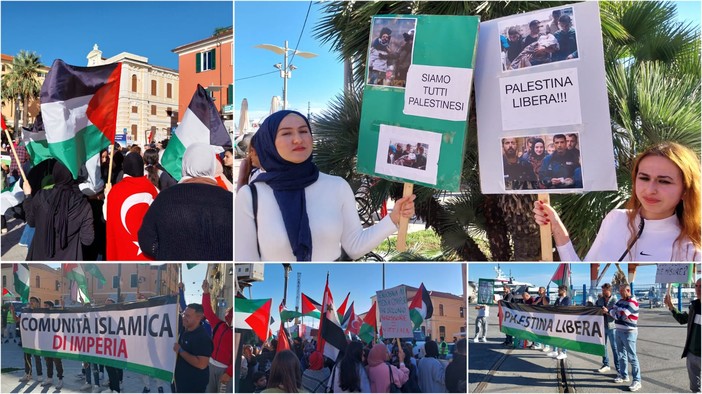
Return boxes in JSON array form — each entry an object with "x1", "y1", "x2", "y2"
[
  {"x1": 151, "y1": 105, "x2": 157, "y2": 115},
  {"x1": 196, "y1": 49, "x2": 216, "y2": 73},
  {"x1": 227, "y1": 84, "x2": 233, "y2": 105},
  {"x1": 439, "y1": 326, "x2": 446, "y2": 339},
  {"x1": 131, "y1": 274, "x2": 138, "y2": 288},
  {"x1": 459, "y1": 306, "x2": 464, "y2": 318},
  {"x1": 131, "y1": 75, "x2": 137, "y2": 92},
  {"x1": 132, "y1": 106, "x2": 138, "y2": 113},
  {"x1": 439, "y1": 304, "x2": 444, "y2": 317},
  {"x1": 112, "y1": 276, "x2": 119, "y2": 289},
  {"x1": 98, "y1": 279, "x2": 103, "y2": 289},
  {"x1": 131, "y1": 124, "x2": 138, "y2": 141},
  {"x1": 55, "y1": 280, "x2": 60, "y2": 291},
  {"x1": 151, "y1": 80, "x2": 157, "y2": 96},
  {"x1": 167, "y1": 83, "x2": 172, "y2": 99},
  {"x1": 2, "y1": 275, "x2": 6, "y2": 288},
  {"x1": 36, "y1": 275, "x2": 40, "y2": 289}
]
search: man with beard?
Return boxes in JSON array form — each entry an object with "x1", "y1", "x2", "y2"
[
  {"x1": 502, "y1": 137, "x2": 533, "y2": 190},
  {"x1": 539, "y1": 134, "x2": 582, "y2": 189}
]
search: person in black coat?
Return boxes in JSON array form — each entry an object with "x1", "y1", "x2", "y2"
[
  {"x1": 445, "y1": 338, "x2": 466, "y2": 392},
  {"x1": 500, "y1": 286, "x2": 515, "y2": 345},
  {"x1": 138, "y1": 143, "x2": 232, "y2": 260}
]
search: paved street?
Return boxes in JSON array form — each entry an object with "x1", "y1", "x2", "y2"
[
  {"x1": 469, "y1": 304, "x2": 693, "y2": 393},
  {"x1": 1, "y1": 216, "x2": 28, "y2": 261},
  {"x1": 1, "y1": 337, "x2": 173, "y2": 393}
]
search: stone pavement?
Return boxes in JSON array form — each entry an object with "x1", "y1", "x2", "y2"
[
  {"x1": 1, "y1": 216, "x2": 28, "y2": 261},
  {"x1": 1, "y1": 337, "x2": 173, "y2": 393},
  {"x1": 469, "y1": 304, "x2": 693, "y2": 393}
]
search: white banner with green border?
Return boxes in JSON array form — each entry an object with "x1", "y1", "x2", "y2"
[
  {"x1": 499, "y1": 301, "x2": 605, "y2": 356},
  {"x1": 19, "y1": 296, "x2": 178, "y2": 381}
]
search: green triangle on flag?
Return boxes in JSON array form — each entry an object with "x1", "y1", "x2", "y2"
[{"x1": 13, "y1": 264, "x2": 30, "y2": 302}]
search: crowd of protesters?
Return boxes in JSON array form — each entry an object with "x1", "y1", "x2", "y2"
[
  {"x1": 238, "y1": 335, "x2": 466, "y2": 393},
  {"x1": 1, "y1": 132, "x2": 233, "y2": 261}
]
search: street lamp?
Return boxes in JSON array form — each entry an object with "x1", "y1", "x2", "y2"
[{"x1": 255, "y1": 41, "x2": 317, "y2": 110}]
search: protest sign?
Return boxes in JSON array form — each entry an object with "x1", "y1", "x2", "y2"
[
  {"x1": 19, "y1": 296, "x2": 178, "y2": 381},
  {"x1": 475, "y1": 2, "x2": 616, "y2": 194},
  {"x1": 357, "y1": 15, "x2": 479, "y2": 192},
  {"x1": 478, "y1": 279, "x2": 495, "y2": 305},
  {"x1": 655, "y1": 264, "x2": 694, "y2": 284},
  {"x1": 499, "y1": 301, "x2": 605, "y2": 356},
  {"x1": 376, "y1": 285, "x2": 413, "y2": 338}
]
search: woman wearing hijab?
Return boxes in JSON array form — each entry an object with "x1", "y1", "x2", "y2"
[
  {"x1": 22, "y1": 161, "x2": 94, "y2": 260},
  {"x1": 522, "y1": 137, "x2": 547, "y2": 188},
  {"x1": 235, "y1": 110, "x2": 415, "y2": 261},
  {"x1": 365, "y1": 343, "x2": 408, "y2": 393},
  {"x1": 104, "y1": 153, "x2": 159, "y2": 261},
  {"x1": 138, "y1": 143, "x2": 233, "y2": 260}
]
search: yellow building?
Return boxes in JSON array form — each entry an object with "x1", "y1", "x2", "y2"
[
  {"x1": 1, "y1": 53, "x2": 50, "y2": 132},
  {"x1": 80, "y1": 263, "x2": 180, "y2": 305},
  {"x1": 1, "y1": 263, "x2": 62, "y2": 306},
  {"x1": 87, "y1": 44, "x2": 179, "y2": 145},
  {"x1": 369, "y1": 284, "x2": 467, "y2": 343}
]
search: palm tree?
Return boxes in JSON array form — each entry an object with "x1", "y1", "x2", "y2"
[
  {"x1": 312, "y1": 1, "x2": 700, "y2": 260},
  {"x1": 2, "y1": 50, "x2": 43, "y2": 132}
]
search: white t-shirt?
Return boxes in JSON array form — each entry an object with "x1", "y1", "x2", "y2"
[
  {"x1": 557, "y1": 209, "x2": 700, "y2": 262},
  {"x1": 235, "y1": 173, "x2": 398, "y2": 261}
]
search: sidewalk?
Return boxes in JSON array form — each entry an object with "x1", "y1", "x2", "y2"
[
  {"x1": 1, "y1": 216, "x2": 28, "y2": 261},
  {"x1": 469, "y1": 304, "x2": 692, "y2": 393},
  {"x1": 1, "y1": 337, "x2": 173, "y2": 393}
]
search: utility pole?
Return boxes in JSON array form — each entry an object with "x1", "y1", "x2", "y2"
[
  {"x1": 294, "y1": 272, "x2": 301, "y2": 325},
  {"x1": 255, "y1": 41, "x2": 317, "y2": 110}
]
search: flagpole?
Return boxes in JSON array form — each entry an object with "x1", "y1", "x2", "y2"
[
  {"x1": 3, "y1": 129, "x2": 28, "y2": 184},
  {"x1": 106, "y1": 144, "x2": 115, "y2": 192}
]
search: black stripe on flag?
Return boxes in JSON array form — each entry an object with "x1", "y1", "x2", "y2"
[
  {"x1": 41, "y1": 59, "x2": 120, "y2": 104},
  {"x1": 321, "y1": 314, "x2": 346, "y2": 360},
  {"x1": 189, "y1": 84, "x2": 231, "y2": 147}
]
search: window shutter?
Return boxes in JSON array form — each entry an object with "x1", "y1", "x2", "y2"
[
  {"x1": 228, "y1": 84, "x2": 233, "y2": 105},
  {"x1": 195, "y1": 53, "x2": 201, "y2": 73},
  {"x1": 210, "y1": 49, "x2": 216, "y2": 70}
]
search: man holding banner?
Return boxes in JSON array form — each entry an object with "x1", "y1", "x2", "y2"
[
  {"x1": 595, "y1": 283, "x2": 620, "y2": 375},
  {"x1": 606, "y1": 284, "x2": 642, "y2": 392},
  {"x1": 173, "y1": 303, "x2": 213, "y2": 392}
]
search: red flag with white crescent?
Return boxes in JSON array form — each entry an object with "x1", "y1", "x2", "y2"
[{"x1": 106, "y1": 177, "x2": 158, "y2": 260}]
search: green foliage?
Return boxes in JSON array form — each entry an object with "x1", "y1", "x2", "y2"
[{"x1": 2, "y1": 50, "x2": 43, "y2": 127}]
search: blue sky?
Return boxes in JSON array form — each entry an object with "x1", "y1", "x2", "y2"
[
  {"x1": 1, "y1": 1, "x2": 233, "y2": 70},
  {"x1": 234, "y1": 1, "x2": 344, "y2": 125},
  {"x1": 234, "y1": 1, "x2": 700, "y2": 128},
  {"x1": 237, "y1": 263, "x2": 464, "y2": 330},
  {"x1": 468, "y1": 263, "x2": 700, "y2": 291}
]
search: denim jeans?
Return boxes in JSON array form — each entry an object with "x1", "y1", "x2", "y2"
[
  {"x1": 603, "y1": 326, "x2": 620, "y2": 371},
  {"x1": 615, "y1": 329, "x2": 641, "y2": 382}
]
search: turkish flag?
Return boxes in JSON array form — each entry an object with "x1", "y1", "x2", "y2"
[{"x1": 106, "y1": 177, "x2": 158, "y2": 260}]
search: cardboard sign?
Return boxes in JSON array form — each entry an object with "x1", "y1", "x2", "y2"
[
  {"x1": 655, "y1": 264, "x2": 694, "y2": 284},
  {"x1": 475, "y1": 2, "x2": 616, "y2": 194},
  {"x1": 478, "y1": 279, "x2": 495, "y2": 305},
  {"x1": 376, "y1": 285, "x2": 413, "y2": 338},
  {"x1": 357, "y1": 15, "x2": 480, "y2": 192}
]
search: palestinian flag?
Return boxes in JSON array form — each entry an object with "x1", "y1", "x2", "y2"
[
  {"x1": 13, "y1": 264, "x2": 30, "y2": 302},
  {"x1": 359, "y1": 302, "x2": 378, "y2": 344},
  {"x1": 161, "y1": 84, "x2": 231, "y2": 182},
  {"x1": 500, "y1": 301, "x2": 606, "y2": 356},
  {"x1": 551, "y1": 264, "x2": 570, "y2": 286},
  {"x1": 2, "y1": 288, "x2": 14, "y2": 298},
  {"x1": 105, "y1": 176, "x2": 158, "y2": 260},
  {"x1": 63, "y1": 264, "x2": 90, "y2": 303},
  {"x1": 340, "y1": 301, "x2": 354, "y2": 329},
  {"x1": 337, "y1": 292, "x2": 350, "y2": 322},
  {"x1": 234, "y1": 297, "x2": 272, "y2": 342},
  {"x1": 186, "y1": 264, "x2": 198, "y2": 269},
  {"x1": 409, "y1": 283, "x2": 434, "y2": 329},
  {"x1": 321, "y1": 295, "x2": 346, "y2": 361},
  {"x1": 301, "y1": 293, "x2": 322, "y2": 319},
  {"x1": 21, "y1": 113, "x2": 51, "y2": 165},
  {"x1": 39, "y1": 59, "x2": 121, "y2": 178},
  {"x1": 279, "y1": 301, "x2": 302, "y2": 322},
  {"x1": 82, "y1": 263, "x2": 107, "y2": 285},
  {"x1": 1, "y1": 115, "x2": 6, "y2": 130},
  {"x1": 276, "y1": 322, "x2": 291, "y2": 352}
]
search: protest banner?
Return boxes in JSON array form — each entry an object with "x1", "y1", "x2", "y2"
[
  {"x1": 357, "y1": 14, "x2": 479, "y2": 192},
  {"x1": 499, "y1": 301, "x2": 605, "y2": 356},
  {"x1": 475, "y1": 2, "x2": 616, "y2": 195},
  {"x1": 478, "y1": 279, "x2": 495, "y2": 305},
  {"x1": 19, "y1": 296, "x2": 178, "y2": 381},
  {"x1": 376, "y1": 285, "x2": 413, "y2": 338},
  {"x1": 655, "y1": 263, "x2": 694, "y2": 284}
]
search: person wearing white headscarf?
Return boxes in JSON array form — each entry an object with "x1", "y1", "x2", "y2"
[{"x1": 138, "y1": 143, "x2": 232, "y2": 260}]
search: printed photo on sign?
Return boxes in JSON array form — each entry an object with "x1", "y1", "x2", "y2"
[
  {"x1": 499, "y1": 7, "x2": 578, "y2": 72},
  {"x1": 501, "y1": 132, "x2": 583, "y2": 191},
  {"x1": 387, "y1": 141, "x2": 429, "y2": 170},
  {"x1": 374, "y1": 124, "x2": 442, "y2": 185},
  {"x1": 367, "y1": 17, "x2": 417, "y2": 88}
]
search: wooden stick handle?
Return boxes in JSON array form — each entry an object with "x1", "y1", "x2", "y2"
[
  {"x1": 4, "y1": 129, "x2": 28, "y2": 185},
  {"x1": 538, "y1": 193, "x2": 553, "y2": 261},
  {"x1": 106, "y1": 145, "x2": 116, "y2": 190},
  {"x1": 396, "y1": 183, "x2": 414, "y2": 252}
]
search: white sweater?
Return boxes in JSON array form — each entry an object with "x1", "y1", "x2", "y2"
[
  {"x1": 235, "y1": 173, "x2": 398, "y2": 261},
  {"x1": 557, "y1": 209, "x2": 700, "y2": 262}
]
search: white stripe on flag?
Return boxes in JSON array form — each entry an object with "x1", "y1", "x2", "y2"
[
  {"x1": 175, "y1": 108, "x2": 211, "y2": 147},
  {"x1": 41, "y1": 95, "x2": 93, "y2": 143}
]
